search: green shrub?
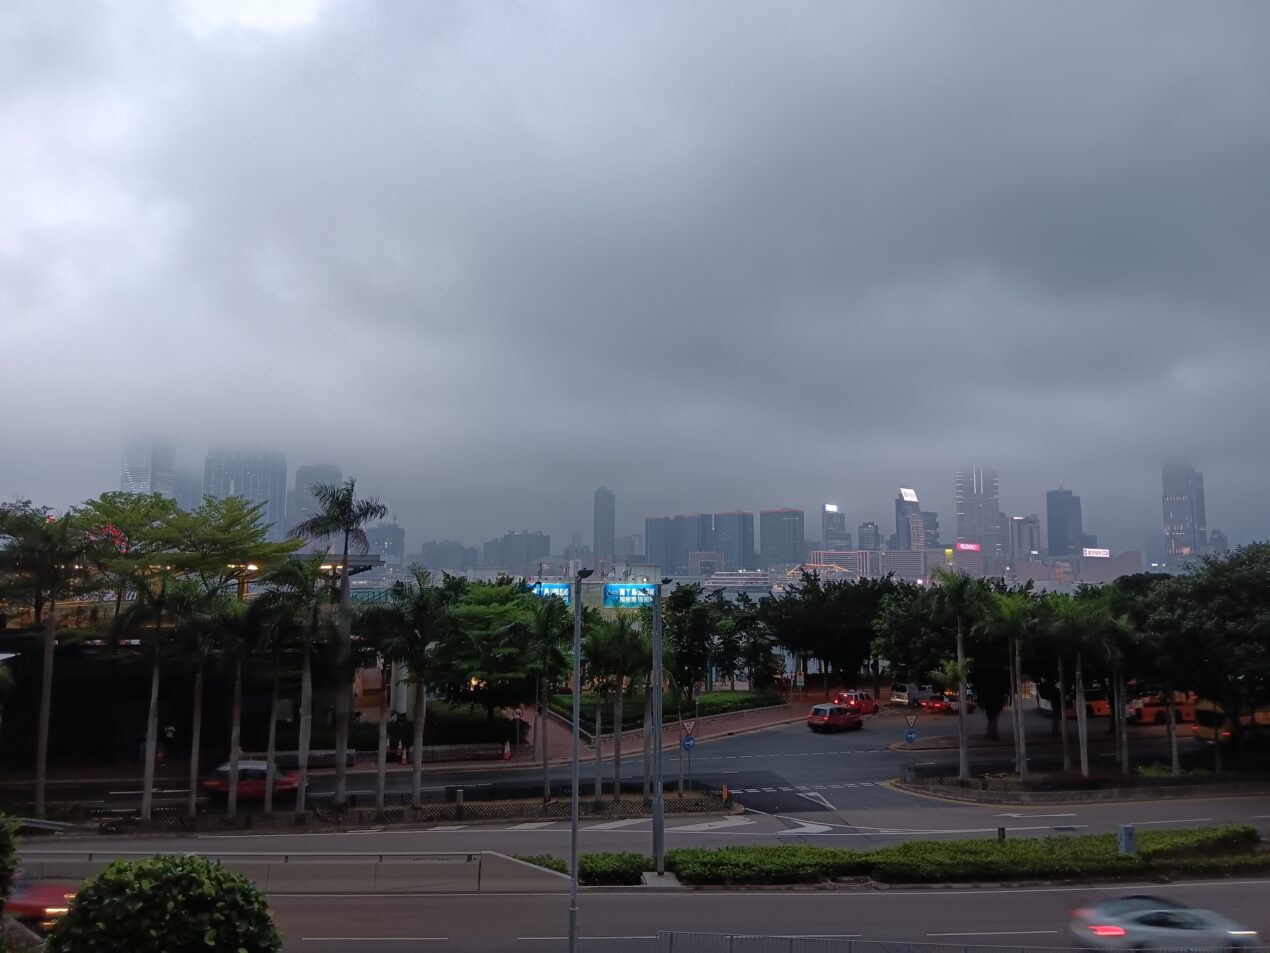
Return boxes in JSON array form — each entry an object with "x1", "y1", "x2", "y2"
[
  {"x1": 272, "y1": 702, "x2": 526, "y2": 750},
  {"x1": 1138, "y1": 824, "x2": 1258, "y2": 859},
  {"x1": 513, "y1": 854, "x2": 568, "y2": 875},
  {"x1": 550, "y1": 691, "x2": 784, "y2": 733},
  {"x1": 666, "y1": 845, "x2": 868, "y2": 885},
  {"x1": 578, "y1": 852, "x2": 651, "y2": 886},
  {"x1": 0, "y1": 814, "x2": 15, "y2": 909},
  {"x1": 45, "y1": 854, "x2": 281, "y2": 953}
]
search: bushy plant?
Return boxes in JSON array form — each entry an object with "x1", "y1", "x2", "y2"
[
  {"x1": 578, "y1": 852, "x2": 651, "y2": 885},
  {"x1": 667, "y1": 844, "x2": 867, "y2": 885},
  {"x1": 513, "y1": 854, "x2": 568, "y2": 875},
  {"x1": 45, "y1": 854, "x2": 281, "y2": 953},
  {"x1": 0, "y1": 814, "x2": 16, "y2": 910}
]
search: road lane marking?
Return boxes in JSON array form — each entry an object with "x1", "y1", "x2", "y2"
[
  {"x1": 1125, "y1": 817, "x2": 1213, "y2": 825},
  {"x1": 783, "y1": 821, "x2": 834, "y2": 834},
  {"x1": 584, "y1": 818, "x2": 646, "y2": 830},
  {"x1": 427, "y1": 825, "x2": 467, "y2": 831},
  {"x1": 301, "y1": 938, "x2": 448, "y2": 942},
  {"x1": 507, "y1": 822, "x2": 555, "y2": 830},
  {"x1": 928, "y1": 931, "x2": 1058, "y2": 937},
  {"x1": 796, "y1": 792, "x2": 835, "y2": 810},
  {"x1": 995, "y1": 813, "x2": 1076, "y2": 818},
  {"x1": 671, "y1": 816, "x2": 756, "y2": 832}
]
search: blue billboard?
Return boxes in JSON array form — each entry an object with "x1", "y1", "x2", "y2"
[
  {"x1": 603, "y1": 583, "x2": 656, "y2": 609},
  {"x1": 530, "y1": 582, "x2": 572, "y2": 605}
]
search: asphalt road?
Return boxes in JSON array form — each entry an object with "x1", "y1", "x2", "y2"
[{"x1": 270, "y1": 880, "x2": 1270, "y2": 953}]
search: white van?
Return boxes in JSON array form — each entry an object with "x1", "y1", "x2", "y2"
[{"x1": 890, "y1": 682, "x2": 937, "y2": 707}]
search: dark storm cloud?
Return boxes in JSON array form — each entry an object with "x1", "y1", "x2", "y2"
[{"x1": 2, "y1": 0, "x2": 1268, "y2": 551}]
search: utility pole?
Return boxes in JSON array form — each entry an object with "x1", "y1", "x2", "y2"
[{"x1": 652, "y1": 578, "x2": 668, "y2": 874}]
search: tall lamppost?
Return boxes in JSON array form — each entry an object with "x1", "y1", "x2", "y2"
[
  {"x1": 652, "y1": 576, "x2": 671, "y2": 875},
  {"x1": 568, "y1": 566, "x2": 593, "y2": 953}
]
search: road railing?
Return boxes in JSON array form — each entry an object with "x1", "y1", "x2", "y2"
[{"x1": 655, "y1": 934, "x2": 1238, "y2": 953}]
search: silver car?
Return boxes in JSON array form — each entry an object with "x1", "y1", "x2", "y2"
[{"x1": 1070, "y1": 895, "x2": 1258, "y2": 950}]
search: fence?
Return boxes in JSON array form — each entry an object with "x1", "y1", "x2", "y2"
[{"x1": 655, "y1": 935, "x2": 1233, "y2": 953}]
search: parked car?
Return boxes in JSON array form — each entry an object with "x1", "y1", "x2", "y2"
[
  {"x1": 832, "y1": 690, "x2": 879, "y2": 715},
  {"x1": 6, "y1": 872, "x2": 76, "y2": 934},
  {"x1": 1069, "y1": 895, "x2": 1257, "y2": 950},
  {"x1": 807, "y1": 703, "x2": 863, "y2": 732},
  {"x1": 1130, "y1": 691, "x2": 1197, "y2": 724},
  {"x1": 201, "y1": 761, "x2": 301, "y2": 802},
  {"x1": 889, "y1": 682, "x2": 938, "y2": 707}
]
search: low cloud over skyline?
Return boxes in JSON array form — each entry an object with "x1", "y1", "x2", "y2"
[{"x1": 3, "y1": 1, "x2": 1268, "y2": 552}]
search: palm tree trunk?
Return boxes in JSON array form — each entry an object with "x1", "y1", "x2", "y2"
[
  {"x1": 955, "y1": 618, "x2": 969, "y2": 781},
  {"x1": 1015, "y1": 636, "x2": 1027, "y2": 780},
  {"x1": 541, "y1": 673, "x2": 551, "y2": 804},
  {"x1": 334, "y1": 531, "x2": 352, "y2": 807},
  {"x1": 376, "y1": 664, "x2": 389, "y2": 812},
  {"x1": 264, "y1": 650, "x2": 280, "y2": 815},
  {"x1": 1057, "y1": 658, "x2": 1071, "y2": 771},
  {"x1": 227, "y1": 656, "x2": 243, "y2": 817},
  {"x1": 411, "y1": 679, "x2": 427, "y2": 807},
  {"x1": 1167, "y1": 691, "x2": 1180, "y2": 776},
  {"x1": 1074, "y1": 652, "x2": 1089, "y2": 778},
  {"x1": 141, "y1": 633, "x2": 162, "y2": 821},
  {"x1": 1008, "y1": 636, "x2": 1019, "y2": 774},
  {"x1": 35, "y1": 607, "x2": 57, "y2": 818},
  {"x1": 1116, "y1": 670, "x2": 1129, "y2": 776},
  {"x1": 593, "y1": 704, "x2": 603, "y2": 806},
  {"x1": 187, "y1": 648, "x2": 206, "y2": 818},
  {"x1": 612, "y1": 678, "x2": 624, "y2": 803},
  {"x1": 296, "y1": 638, "x2": 313, "y2": 814}
]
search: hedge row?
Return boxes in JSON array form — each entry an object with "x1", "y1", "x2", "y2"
[
  {"x1": 550, "y1": 691, "x2": 783, "y2": 733},
  {"x1": 515, "y1": 825, "x2": 1267, "y2": 887}
]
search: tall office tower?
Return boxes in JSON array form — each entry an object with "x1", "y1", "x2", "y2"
[
  {"x1": 203, "y1": 450, "x2": 289, "y2": 541},
  {"x1": 287, "y1": 464, "x2": 342, "y2": 549},
  {"x1": 760, "y1": 508, "x2": 804, "y2": 570},
  {"x1": 905, "y1": 512, "x2": 926, "y2": 551},
  {"x1": 822, "y1": 504, "x2": 851, "y2": 549},
  {"x1": 593, "y1": 486, "x2": 615, "y2": 564},
  {"x1": 1046, "y1": 489, "x2": 1084, "y2": 557},
  {"x1": 894, "y1": 488, "x2": 922, "y2": 550},
  {"x1": 1210, "y1": 529, "x2": 1230, "y2": 554},
  {"x1": 481, "y1": 538, "x2": 502, "y2": 567},
  {"x1": 366, "y1": 523, "x2": 406, "y2": 568},
  {"x1": 714, "y1": 511, "x2": 756, "y2": 571},
  {"x1": 858, "y1": 521, "x2": 882, "y2": 552},
  {"x1": 499, "y1": 530, "x2": 551, "y2": 577},
  {"x1": 920, "y1": 511, "x2": 940, "y2": 549},
  {"x1": 1008, "y1": 514, "x2": 1043, "y2": 562},
  {"x1": 955, "y1": 466, "x2": 1004, "y2": 556},
  {"x1": 120, "y1": 442, "x2": 176, "y2": 498},
  {"x1": 174, "y1": 469, "x2": 203, "y2": 511},
  {"x1": 613, "y1": 534, "x2": 643, "y2": 559},
  {"x1": 1162, "y1": 463, "x2": 1208, "y2": 560},
  {"x1": 665, "y1": 514, "x2": 714, "y2": 576},
  {"x1": 644, "y1": 516, "x2": 671, "y2": 573}
]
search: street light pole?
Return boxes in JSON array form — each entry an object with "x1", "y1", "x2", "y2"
[
  {"x1": 568, "y1": 567, "x2": 592, "y2": 953},
  {"x1": 651, "y1": 578, "x2": 668, "y2": 875}
]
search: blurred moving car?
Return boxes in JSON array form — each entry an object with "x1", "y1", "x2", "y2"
[
  {"x1": 1130, "y1": 691, "x2": 1197, "y2": 724},
  {"x1": 832, "y1": 690, "x2": 879, "y2": 715},
  {"x1": 1069, "y1": 895, "x2": 1258, "y2": 950},
  {"x1": 890, "y1": 682, "x2": 938, "y2": 707},
  {"x1": 6, "y1": 873, "x2": 76, "y2": 933},
  {"x1": 201, "y1": 760, "x2": 301, "y2": 802},
  {"x1": 806, "y1": 703, "x2": 863, "y2": 732},
  {"x1": 919, "y1": 689, "x2": 977, "y2": 714}
]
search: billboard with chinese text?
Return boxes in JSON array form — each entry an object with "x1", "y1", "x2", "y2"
[{"x1": 603, "y1": 583, "x2": 656, "y2": 609}]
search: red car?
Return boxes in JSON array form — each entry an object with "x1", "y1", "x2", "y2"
[
  {"x1": 202, "y1": 761, "x2": 301, "y2": 802},
  {"x1": 6, "y1": 877, "x2": 77, "y2": 933},
  {"x1": 832, "y1": 690, "x2": 880, "y2": 715},
  {"x1": 807, "y1": 703, "x2": 863, "y2": 732},
  {"x1": 921, "y1": 691, "x2": 977, "y2": 715}
]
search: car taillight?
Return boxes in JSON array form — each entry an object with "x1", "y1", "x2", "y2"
[
  {"x1": 1071, "y1": 908, "x2": 1091, "y2": 918},
  {"x1": 1088, "y1": 925, "x2": 1126, "y2": 937}
]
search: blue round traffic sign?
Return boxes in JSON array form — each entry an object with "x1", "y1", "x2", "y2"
[
  {"x1": 682, "y1": 735, "x2": 696, "y2": 751},
  {"x1": 905, "y1": 729, "x2": 918, "y2": 745}
]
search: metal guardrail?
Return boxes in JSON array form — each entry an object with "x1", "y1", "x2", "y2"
[{"x1": 655, "y1": 935, "x2": 1238, "y2": 953}]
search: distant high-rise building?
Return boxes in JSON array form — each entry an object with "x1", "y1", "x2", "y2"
[
  {"x1": 614, "y1": 534, "x2": 643, "y2": 559},
  {"x1": 174, "y1": 469, "x2": 203, "y2": 511},
  {"x1": 666, "y1": 514, "x2": 713, "y2": 575},
  {"x1": 203, "y1": 449, "x2": 288, "y2": 541},
  {"x1": 955, "y1": 466, "x2": 1003, "y2": 557},
  {"x1": 498, "y1": 530, "x2": 551, "y2": 577},
  {"x1": 760, "y1": 508, "x2": 804, "y2": 570},
  {"x1": 822, "y1": 504, "x2": 851, "y2": 549},
  {"x1": 905, "y1": 512, "x2": 926, "y2": 551},
  {"x1": 365, "y1": 523, "x2": 406, "y2": 568},
  {"x1": 1210, "y1": 529, "x2": 1230, "y2": 554},
  {"x1": 288, "y1": 463, "x2": 343, "y2": 528},
  {"x1": 1008, "y1": 514, "x2": 1043, "y2": 562},
  {"x1": 413, "y1": 539, "x2": 478, "y2": 573},
  {"x1": 858, "y1": 521, "x2": 882, "y2": 552},
  {"x1": 481, "y1": 537, "x2": 502, "y2": 568},
  {"x1": 920, "y1": 511, "x2": 940, "y2": 549},
  {"x1": 714, "y1": 511, "x2": 756, "y2": 571},
  {"x1": 1046, "y1": 489, "x2": 1083, "y2": 557},
  {"x1": 593, "y1": 487, "x2": 615, "y2": 564},
  {"x1": 894, "y1": 488, "x2": 922, "y2": 550},
  {"x1": 120, "y1": 442, "x2": 176, "y2": 499},
  {"x1": 1162, "y1": 463, "x2": 1208, "y2": 561},
  {"x1": 644, "y1": 516, "x2": 671, "y2": 573}
]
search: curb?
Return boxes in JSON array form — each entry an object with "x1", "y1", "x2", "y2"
[{"x1": 889, "y1": 780, "x2": 1270, "y2": 806}]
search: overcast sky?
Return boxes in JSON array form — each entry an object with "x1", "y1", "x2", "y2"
[{"x1": 3, "y1": 1, "x2": 1268, "y2": 554}]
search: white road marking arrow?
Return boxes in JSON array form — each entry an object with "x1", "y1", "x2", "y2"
[
  {"x1": 784, "y1": 820, "x2": 834, "y2": 834},
  {"x1": 797, "y1": 792, "x2": 835, "y2": 809},
  {"x1": 671, "y1": 816, "x2": 756, "y2": 832}
]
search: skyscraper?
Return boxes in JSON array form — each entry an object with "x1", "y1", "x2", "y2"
[
  {"x1": 666, "y1": 514, "x2": 714, "y2": 575},
  {"x1": 760, "y1": 508, "x2": 804, "y2": 570},
  {"x1": 499, "y1": 530, "x2": 551, "y2": 576},
  {"x1": 366, "y1": 523, "x2": 406, "y2": 568},
  {"x1": 920, "y1": 511, "x2": 941, "y2": 549},
  {"x1": 120, "y1": 442, "x2": 176, "y2": 498},
  {"x1": 858, "y1": 521, "x2": 882, "y2": 552},
  {"x1": 644, "y1": 516, "x2": 670, "y2": 573},
  {"x1": 894, "y1": 488, "x2": 922, "y2": 550},
  {"x1": 203, "y1": 449, "x2": 289, "y2": 541},
  {"x1": 1046, "y1": 489, "x2": 1083, "y2": 557},
  {"x1": 714, "y1": 511, "x2": 756, "y2": 571},
  {"x1": 174, "y1": 469, "x2": 203, "y2": 511},
  {"x1": 593, "y1": 487, "x2": 615, "y2": 564},
  {"x1": 1162, "y1": 463, "x2": 1208, "y2": 560},
  {"x1": 1008, "y1": 514, "x2": 1043, "y2": 562},
  {"x1": 287, "y1": 464, "x2": 343, "y2": 540},
  {"x1": 822, "y1": 504, "x2": 851, "y2": 549},
  {"x1": 955, "y1": 466, "x2": 1003, "y2": 557}
]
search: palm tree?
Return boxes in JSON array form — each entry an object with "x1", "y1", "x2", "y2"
[
  {"x1": 224, "y1": 599, "x2": 270, "y2": 817},
  {"x1": 0, "y1": 664, "x2": 14, "y2": 744},
  {"x1": 0, "y1": 504, "x2": 103, "y2": 817},
  {"x1": 583, "y1": 623, "x2": 613, "y2": 806},
  {"x1": 976, "y1": 590, "x2": 1037, "y2": 779},
  {"x1": 521, "y1": 592, "x2": 570, "y2": 803},
  {"x1": 930, "y1": 569, "x2": 982, "y2": 782},
  {"x1": 289, "y1": 479, "x2": 388, "y2": 807},
  {"x1": 353, "y1": 603, "x2": 399, "y2": 813},
  {"x1": 602, "y1": 611, "x2": 648, "y2": 803},
  {"x1": 1045, "y1": 594, "x2": 1103, "y2": 778}
]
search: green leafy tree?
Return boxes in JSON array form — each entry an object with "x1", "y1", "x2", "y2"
[
  {"x1": 288, "y1": 478, "x2": 387, "y2": 806},
  {"x1": 663, "y1": 583, "x2": 713, "y2": 705},
  {"x1": 601, "y1": 610, "x2": 647, "y2": 803},
  {"x1": 45, "y1": 854, "x2": 281, "y2": 953}
]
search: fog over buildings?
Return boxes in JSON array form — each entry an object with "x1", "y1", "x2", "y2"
[{"x1": 3, "y1": 1, "x2": 1269, "y2": 556}]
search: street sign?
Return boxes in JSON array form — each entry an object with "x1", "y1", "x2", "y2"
[
  {"x1": 905, "y1": 729, "x2": 918, "y2": 745},
  {"x1": 682, "y1": 720, "x2": 696, "y2": 735},
  {"x1": 513, "y1": 707, "x2": 523, "y2": 720},
  {"x1": 905, "y1": 713, "x2": 917, "y2": 729},
  {"x1": 795, "y1": 671, "x2": 805, "y2": 688},
  {"x1": 682, "y1": 735, "x2": 696, "y2": 751}
]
